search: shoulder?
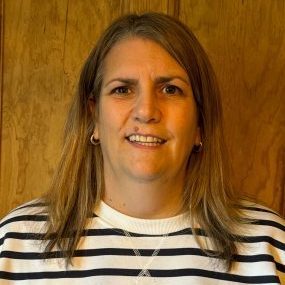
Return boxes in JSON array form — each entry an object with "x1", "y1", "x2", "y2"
[
  {"x1": 240, "y1": 201, "x2": 285, "y2": 234},
  {"x1": 238, "y1": 202, "x2": 285, "y2": 256},
  {"x1": 240, "y1": 202, "x2": 285, "y2": 229},
  {"x1": 0, "y1": 199, "x2": 48, "y2": 252},
  {"x1": 0, "y1": 199, "x2": 48, "y2": 227}
]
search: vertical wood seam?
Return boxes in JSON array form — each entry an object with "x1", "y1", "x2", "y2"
[
  {"x1": 173, "y1": 0, "x2": 180, "y2": 18},
  {"x1": 280, "y1": 166, "x2": 285, "y2": 217},
  {"x1": 0, "y1": 0, "x2": 4, "y2": 185},
  {"x1": 168, "y1": 0, "x2": 180, "y2": 18},
  {"x1": 60, "y1": 0, "x2": 69, "y2": 101}
]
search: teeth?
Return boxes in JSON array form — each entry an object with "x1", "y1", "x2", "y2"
[{"x1": 128, "y1": 135, "x2": 163, "y2": 143}]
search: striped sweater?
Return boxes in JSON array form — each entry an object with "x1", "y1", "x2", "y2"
[{"x1": 0, "y1": 200, "x2": 284, "y2": 284}]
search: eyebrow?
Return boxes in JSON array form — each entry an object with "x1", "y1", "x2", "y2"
[
  {"x1": 104, "y1": 76, "x2": 190, "y2": 87},
  {"x1": 155, "y1": 76, "x2": 190, "y2": 86}
]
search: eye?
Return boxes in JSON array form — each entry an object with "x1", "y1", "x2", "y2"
[
  {"x1": 111, "y1": 86, "x2": 131, "y2": 95},
  {"x1": 163, "y1": 84, "x2": 182, "y2": 95}
]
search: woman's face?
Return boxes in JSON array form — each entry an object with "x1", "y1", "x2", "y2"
[{"x1": 94, "y1": 37, "x2": 200, "y2": 184}]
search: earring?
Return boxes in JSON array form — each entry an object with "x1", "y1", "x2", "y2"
[
  {"x1": 193, "y1": 142, "x2": 203, "y2": 153},
  {"x1": 90, "y1": 134, "x2": 100, "y2": 146}
]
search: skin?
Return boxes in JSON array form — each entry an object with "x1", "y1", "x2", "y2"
[{"x1": 91, "y1": 37, "x2": 200, "y2": 218}]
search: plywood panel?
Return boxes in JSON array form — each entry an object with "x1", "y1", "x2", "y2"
[
  {"x1": 0, "y1": 0, "x2": 177, "y2": 218},
  {"x1": 120, "y1": 0, "x2": 178, "y2": 15},
  {"x1": 180, "y1": 0, "x2": 285, "y2": 215},
  {"x1": 1, "y1": 0, "x2": 284, "y2": 218},
  {"x1": 1, "y1": 0, "x2": 70, "y2": 217},
  {"x1": 0, "y1": 0, "x2": 3, "y2": 171}
]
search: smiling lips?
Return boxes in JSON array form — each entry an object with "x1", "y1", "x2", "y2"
[{"x1": 127, "y1": 134, "x2": 166, "y2": 146}]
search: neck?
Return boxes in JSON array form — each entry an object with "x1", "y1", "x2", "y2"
[{"x1": 103, "y1": 174, "x2": 185, "y2": 219}]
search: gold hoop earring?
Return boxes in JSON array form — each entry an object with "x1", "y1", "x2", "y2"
[
  {"x1": 193, "y1": 142, "x2": 203, "y2": 153},
  {"x1": 90, "y1": 134, "x2": 100, "y2": 146}
]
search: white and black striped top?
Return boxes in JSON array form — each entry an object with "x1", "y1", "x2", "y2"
[{"x1": 0, "y1": 200, "x2": 284, "y2": 284}]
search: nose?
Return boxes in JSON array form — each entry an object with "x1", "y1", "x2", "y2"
[{"x1": 132, "y1": 88, "x2": 161, "y2": 124}]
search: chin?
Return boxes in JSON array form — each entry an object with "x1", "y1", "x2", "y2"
[{"x1": 127, "y1": 169, "x2": 164, "y2": 182}]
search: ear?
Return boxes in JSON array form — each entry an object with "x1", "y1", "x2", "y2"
[
  {"x1": 93, "y1": 125, "x2": 99, "y2": 140},
  {"x1": 194, "y1": 126, "x2": 201, "y2": 146},
  {"x1": 88, "y1": 97, "x2": 96, "y2": 114},
  {"x1": 88, "y1": 97, "x2": 100, "y2": 140}
]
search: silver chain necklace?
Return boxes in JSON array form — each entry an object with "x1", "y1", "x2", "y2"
[
  {"x1": 122, "y1": 229, "x2": 169, "y2": 284},
  {"x1": 98, "y1": 212, "x2": 170, "y2": 283}
]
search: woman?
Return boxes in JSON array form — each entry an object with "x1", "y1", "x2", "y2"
[{"x1": 0, "y1": 12, "x2": 284, "y2": 284}]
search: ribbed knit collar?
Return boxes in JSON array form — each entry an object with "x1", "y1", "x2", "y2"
[{"x1": 94, "y1": 200, "x2": 191, "y2": 235}]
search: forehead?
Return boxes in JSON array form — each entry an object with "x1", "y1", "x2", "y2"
[{"x1": 101, "y1": 37, "x2": 188, "y2": 81}]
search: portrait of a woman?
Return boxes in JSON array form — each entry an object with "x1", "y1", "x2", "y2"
[{"x1": 0, "y1": 12, "x2": 284, "y2": 284}]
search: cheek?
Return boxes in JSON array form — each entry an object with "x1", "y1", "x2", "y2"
[
  {"x1": 100, "y1": 99, "x2": 131, "y2": 132},
  {"x1": 174, "y1": 119, "x2": 199, "y2": 154},
  {"x1": 97, "y1": 108, "x2": 122, "y2": 140},
  {"x1": 172, "y1": 108, "x2": 198, "y2": 135}
]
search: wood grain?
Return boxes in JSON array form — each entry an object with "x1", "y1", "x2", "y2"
[
  {"x1": 0, "y1": 0, "x2": 284, "y2": 217},
  {"x1": 0, "y1": 0, "x2": 3, "y2": 184},
  {"x1": 1, "y1": 0, "x2": 70, "y2": 216},
  {"x1": 180, "y1": 0, "x2": 285, "y2": 215}
]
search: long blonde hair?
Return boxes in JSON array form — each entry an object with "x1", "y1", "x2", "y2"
[{"x1": 44, "y1": 12, "x2": 243, "y2": 269}]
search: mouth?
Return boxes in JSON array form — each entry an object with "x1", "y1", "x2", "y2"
[{"x1": 126, "y1": 134, "x2": 167, "y2": 146}]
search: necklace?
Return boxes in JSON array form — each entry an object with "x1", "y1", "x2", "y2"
[
  {"x1": 122, "y1": 229, "x2": 169, "y2": 284},
  {"x1": 96, "y1": 203, "x2": 175, "y2": 283}
]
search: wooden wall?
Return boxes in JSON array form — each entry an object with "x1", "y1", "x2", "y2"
[{"x1": 1, "y1": 0, "x2": 284, "y2": 218}]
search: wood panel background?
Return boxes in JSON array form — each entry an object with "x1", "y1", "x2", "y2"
[{"x1": 0, "y1": 0, "x2": 284, "y2": 218}]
